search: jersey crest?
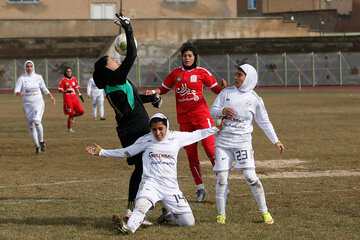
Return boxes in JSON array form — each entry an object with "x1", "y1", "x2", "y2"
[{"x1": 190, "y1": 75, "x2": 197, "y2": 82}]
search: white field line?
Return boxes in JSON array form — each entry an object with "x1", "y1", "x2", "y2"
[{"x1": 0, "y1": 178, "x2": 117, "y2": 189}]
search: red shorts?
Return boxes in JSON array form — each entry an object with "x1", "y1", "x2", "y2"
[{"x1": 63, "y1": 95, "x2": 84, "y2": 116}]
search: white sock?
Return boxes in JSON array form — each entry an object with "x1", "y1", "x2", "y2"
[
  {"x1": 92, "y1": 104, "x2": 97, "y2": 119},
  {"x1": 29, "y1": 125, "x2": 39, "y2": 147},
  {"x1": 99, "y1": 101, "x2": 104, "y2": 118},
  {"x1": 35, "y1": 122, "x2": 44, "y2": 143},
  {"x1": 243, "y1": 169, "x2": 268, "y2": 213},
  {"x1": 126, "y1": 198, "x2": 152, "y2": 233},
  {"x1": 216, "y1": 171, "x2": 229, "y2": 215},
  {"x1": 197, "y1": 183, "x2": 205, "y2": 190}
]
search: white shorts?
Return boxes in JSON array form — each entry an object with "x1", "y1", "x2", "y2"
[
  {"x1": 136, "y1": 180, "x2": 192, "y2": 215},
  {"x1": 23, "y1": 99, "x2": 45, "y2": 126},
  {"x1": 213, "y1": 147, "x2": 255, "y2": 172},
  {"x1": 91, "y1": 92, "x2": 104, "y2": 105}
]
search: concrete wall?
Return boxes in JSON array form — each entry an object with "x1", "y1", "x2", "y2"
[
  {"x1": 0, "y1": 18, "x2": 316, "y2": 39},
  {"x1": 0, "y1": 0, "x2": 237, "y2": 19},
  {"x1": 0, "y1": 17, "x2": 317, "y2": 59},
  {"x1": 241, "y1": 0, "x2": 353, "y2": 15}
]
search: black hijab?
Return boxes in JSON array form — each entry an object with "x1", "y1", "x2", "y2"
[
  {"x1": 180, "y1": 42, "x2": 198, "y2": 70},
  {"x1": 93, "y1": 56, "x2": 126, "y2": 89}
]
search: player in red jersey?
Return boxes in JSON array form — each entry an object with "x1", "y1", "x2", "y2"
[
  {"x1": 58, "y1": 67, "x2": 84, "y2": 132},
  {"x1": 146, "y1": 42, "x2": 227, "y2": 202}
]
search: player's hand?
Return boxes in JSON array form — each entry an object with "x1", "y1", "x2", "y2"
[
  {"x1": 214, "y1": 116, "x2": 225, "y2": 130},
  {"x1": 86, "y1": 143, "x2": 102, "y2": 155},
  {"x1": 50, "y1": 95, "x2": 56, "y2": 106},
  {"x1": 222, "y1": 107, "x2": 236, "y2": 116},
  {"x1": 145, "y1": 90, "x2": 153, "y2": 95},
  {"x1": 275, "y1": 142, "x2": 285, "y2": 154},
  {"x1": 17, "y1": 91, "x2": 24, "y2": 97},
  {"x1": 220, "y1": 78, "x2": 228, "y2": 89},
  {"x1": 115, "y1": 12, "x2": 131, "y2": 28}
]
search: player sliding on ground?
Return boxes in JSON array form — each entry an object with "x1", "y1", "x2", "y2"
[
  {"x1": 86, "y1": 113, "x2": 224, "y2": 235},
  {"x1": 210, "y1": 63, "x2": 285, "y2": 225}
]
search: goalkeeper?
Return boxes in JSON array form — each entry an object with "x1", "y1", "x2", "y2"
[
  {"x1": 92, "y1": 13, "x2": 161, "y2": 223},
  {"x1": 210, "y1": 63, "x2": 285, "y2": 225}
]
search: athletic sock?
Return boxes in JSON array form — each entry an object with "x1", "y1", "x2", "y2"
[
  {"x1": 127, "y1": 201, "x2": 135, "y2": 211},
  {"x1": 197, "y1": 183, "x2": 205, "y2": 190},
  {"x1": 29, "y1": 126, "x2": 39, "y2": 147},
  {"x1": 35, "y1": 122, "x2": 44, "y2": 143}
]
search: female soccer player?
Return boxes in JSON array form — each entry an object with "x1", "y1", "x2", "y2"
[
  {"x1": 93, "y1": 13, "x2": 161, "y2": 222},
  {"x1": 58, "y1": 67, "x2": 84, "y2": 132},
  {"x1": 87, "y1": 76, "x2": 105, "y2": 121},
  {"x1": 86, "y1": 113, "x2": 223, "y2": 235},
  {"x1": 146, "y1": 42, "x2": 227, "y2": 203},
  {"x1": 210, "y1": 63, "x2": 285, "y2": 224},
  {"x1": 14, "y1": 60, "x2": 56, "y2": 154}
]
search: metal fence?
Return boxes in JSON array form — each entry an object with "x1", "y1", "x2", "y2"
[{"x1": 1, "y1": 51, "x2": 359, "y2": 90}]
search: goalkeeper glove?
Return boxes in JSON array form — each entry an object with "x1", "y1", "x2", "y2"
[
  {"x1": 79, "y1": 93, "x2": 84, "y2": 102},
  {"x1": 115, "y1": 12, "x2": 131, "y2": 28},
  {"x1": 152, "y1": 94, "x2": 162, "y2": 108}
]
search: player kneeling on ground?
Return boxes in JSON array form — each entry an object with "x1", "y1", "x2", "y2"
[{"x1": 86, "y1": 113, "x2": 223, "y2": 235}]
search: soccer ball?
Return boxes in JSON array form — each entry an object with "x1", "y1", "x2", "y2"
[{"x1": 114, "y1": 33, "x2": 137, "y2": 56}]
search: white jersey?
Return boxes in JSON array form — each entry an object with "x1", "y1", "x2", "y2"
[
  {"x1": 14, "y1": 72, "x2": 49, "y2": 104},
  {"x1": 87, "y1": 77, "x2": 104, "y2": 97},
  {"x1": 99, "y1": 125, "x2": 219, "y2": 189},
  {"x1": 210, "y1": 64, "x2": 279, "y2": 149}
]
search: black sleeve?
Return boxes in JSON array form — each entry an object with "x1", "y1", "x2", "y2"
[
  {"x1": 113, "y1": 23, "x2": 137, "y2": 85},
  {"x1": 139, "y1": 94, "x2": 155, "y2": 104}
]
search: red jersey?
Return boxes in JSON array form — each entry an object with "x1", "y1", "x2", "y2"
[
  {"x1": 58, "y1": 76, "x2": 80, "y2": 110},
  {"x1": 58, "y1": 77, "x2": 79, "y2": 96},
  {"x1": 160, "y1": 66, "x2": 221, "y2": 123}
]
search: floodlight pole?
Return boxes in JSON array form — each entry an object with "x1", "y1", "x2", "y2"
[{"x1": 119, "y1": 0, "x2": 123, "y2": 34}]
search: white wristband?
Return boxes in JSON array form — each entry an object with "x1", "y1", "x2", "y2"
[{"x1": 151, "y1": 90, "x2": 156, "y2": 94}]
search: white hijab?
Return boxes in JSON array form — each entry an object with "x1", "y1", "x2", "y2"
[
  {"x1": 149, "y1": 113, "x2": 170, "y2": 141},
  {"x1": 237, "y1": 63, "x2": 258, "y2": 93},
  {"x1": 24, "y1": 60, "x2": 35, "y2": 77}
]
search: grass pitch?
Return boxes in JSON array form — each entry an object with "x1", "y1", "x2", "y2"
[{"x1": 0, "y1": 89, "x2": 359, "y2": 240}]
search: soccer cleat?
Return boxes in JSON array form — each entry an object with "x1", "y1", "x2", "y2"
[
  {"x1": 112, "y1": 215, "x2": 129, "y2": 235},
  {"x1": 100, "y1": 117, "x2": 106, "y2": 120},
  {"x1": 157, "y1": 207, "x2": 170, "y2": 224},
  {"x1": 93, "y1": 117, "x2": 97, "y2": 121},
  {"x1": 40, "y1": 142, "x2": 46, "y2": 151},
  {"x1": 262, "y1": 212, "x2": 274, "y2": 224},
  {"x1": 217, "y1": 214, "x2": 226, "y2": 224},
  {"x1": 195, "y1": 188, "x2": 207, "y2": 203},
  {"x1": 35, "y1": 147, "x2": 41, "y2": 155},
  {"x1": 67, "y1": 128, "x2": 75, "y2": 133}
]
